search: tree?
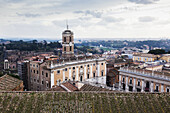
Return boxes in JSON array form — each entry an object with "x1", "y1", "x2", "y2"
[{"x1": 148, "y1": 49, "x2": 166, "y2": 55}]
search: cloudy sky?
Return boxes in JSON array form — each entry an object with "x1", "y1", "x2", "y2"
[{"x1": 0, "y1": 0, "x2": 170, "y2": 40}]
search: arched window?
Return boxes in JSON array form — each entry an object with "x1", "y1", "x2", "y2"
[
  {"x1": 64, "y1": 37, "x2": 66, "y2": 42},
  {"x1": 64, "y1": 47, "x2": 66, "y2": 51},
  {"x1": 70, "y1": 37, "x2": 72, "y2": 42},
  {"x1": 70, "y1": 46, "x2": 72, "y2": 51}
]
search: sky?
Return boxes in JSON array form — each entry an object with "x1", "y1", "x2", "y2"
[{"x1": 0, "y1": 0, "x2": 170, "y2": 40}]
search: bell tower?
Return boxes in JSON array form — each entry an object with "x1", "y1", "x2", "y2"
[{"x1": 62, "y1": 24, "x2": 74, "y2": 58}]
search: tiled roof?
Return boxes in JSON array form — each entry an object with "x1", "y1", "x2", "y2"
[
  {"x1": 62, "y1": 82, "x2": 78, "y2": 91},
  {"x1": 0, "y1": 75, "x2": 23, "y2": 91},
  {"x1": 0, "y1": 92, "x2": 169, "y2": 113},
  {"x1": 80, "y1": 84, "x2": 110, "y2": 91}
]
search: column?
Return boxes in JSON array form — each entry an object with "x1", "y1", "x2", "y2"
[
  {"x1": 51, "y1": 71, "x2": 54, "y2": 88},
  {"x1": 141, "y1": 80, "x2": 144, "y2": 92},
  {"x1": 150, "y1": 81, "x2": 153, "y2": 92},
  {"x1": 90, "y1": 64, "x2": 92, "y2": 78},
  {"x1": 76, "y1": 67, "x2": 79, "y2": 81},
  {"x1": 161, "y1": 84, "x2": 164, "y2": 92},
  {"x1": 84, "y1": 65, "x2": 86, "y2": 80},
  {"x1": 63, "y1": 69, "x2": 65, "y2": 82},
  {"x1": 97, "y1": 63, "x2": 100, "y2": 77},
  {"x1": 119, "y1": 75, "x2": 122, "y2": 90},
  {"x1": 133, "y1": 78, "x2": 136, "y2": 92},
  {"x1": 125, "y1": 76, "x2": 129, "y2": 92},
  {"x1": 69, "y1": 68, "x2": 71, "y2": 80}
]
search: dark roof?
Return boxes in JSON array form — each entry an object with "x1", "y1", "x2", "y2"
[
  {"x1": 80, "y1": 84, "x2": 110, "y2": 91},
  {"x1": 0, "y1": 75, "x2": 23, "y2": 91},
  {"x1": 0, "y1": 92, "x2": 169, "y2": 113},
  {"x1": 48, "y1": 86, "x2": 66, "y2": 91}
]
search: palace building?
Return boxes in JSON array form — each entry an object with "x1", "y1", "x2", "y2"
[
  {"x1": 28, "y1": 28, "x2": 107, "y2": 91},
  {"x1": 133, "y1": 53, "x2": 158, "y2": 62},
  {"x1": 118, "y1": 67, "x2": 170, "y2": 92}
]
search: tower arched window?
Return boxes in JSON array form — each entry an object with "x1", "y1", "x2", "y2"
[
  {"x1": 70, "y1": 46, "x2": 72, "y2": 51},
  {"x1": 70, "y1": 37, "x2": 72, "y2": 42},
  {"x1": 64, "y1": 37, "x2": 66, "y2": 42}
]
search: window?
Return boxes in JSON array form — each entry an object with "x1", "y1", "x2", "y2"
[
  {"x1": 101, "y1": 71, "x2": 104, "y2": 76},
  {"x1": 37, "y1": 70, "x2": 39, "y2": 74},
  {"x1": 167, "y1": 88, "x2": 169, "y2": 92},
  {"x1": 138, "y1": 80, "x2": 140, "y2": 86},
  {"x1": 64, "y1": 37, "x2": 66, "y2": 42},
  {"x1": 64, "y1": 47, "x2": 66, "y2": 51},
  {"x1": 80, "y1": 76, "x2": 83, "y2": 81},
  {"x1": 87, "y1": 74, "x2": 89, "y2": 79},
  {"x1": 46, "y1": 83, "x2": 49, "y2": 88},
  {"x1": 42, "y1": 71, "x2": 44, "y2": 75},
  {"x1": 93, "y1": 73, "x2": 95, "y2": 77},
  {"x1": 65, "y1": 77, "x2": 68, "y2": 81},
  {"x1": 34, "y1": 70, "x2": 35, "y2": 73},
  {"x1": 87, "y1": 65, "x2": 89, "y2": 67},
  {"x1": 156, "y1": 85, "x2": 159, "y2": 92},
  {"x1": 30, "y1": 64, "x2": 32, "y2": 66},
  {"x1": 130, "y1": 78, "x2": 132, "y2": 84},
  {"x1": 33, "y1": 64, "x2": 35, "y2": 67},
  {"x1": 42, "y1": 81, "x2": 44, "y2": 84},
  {"x1": 93, "y1": 64, "x2": 95, "y2": 66},
  {"x1": 70, "y1": 37, "x2": 72, "y2": 42},
  {"x1": 73, "y1": 67, "x2": 75, "y2": 70},
  {"x1": 34, "y1": 79, "x2": 36, "y2": 82},
  {"x1": 46, "y1": 73, "x2": 48, "y2": 77},
  {"x1": 57, "y1": 70, "x2": 60, "y2": 74},
  {"x1": 123, "y1": 78, "x2": 125, "y2": 82},
  {"x1": 65, "y1": 68, "x2": 67, "y2": 71},
  {"x1": 31, "y1": 69, "x2": 32, "y2": 72},
  {"x1": 81, "y1": 66, "x2": 83, "y2": 68},
  {"x1": 37, "y1": 80, "x2": 39, "y2": 83},
  {"x1": 70, "y1": 46, "x2": 72, "y2": 51},
  {"x1": 101, "y1": 63, "x2": 103, "y2": 65},
  {"x1": 37, "y1": 65, "x2": 38, "y2": 68}
]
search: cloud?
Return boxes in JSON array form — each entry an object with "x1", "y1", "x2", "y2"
[
  {"x1": 104, "y1": 16, "x2": 124, "y2": 23},
  {"x1": 16, "y1": 13, "x2": 41, "y2": 18},
  {"x1": 74, "y1": 10, "x2": 103, "y2": 18},
  {"x1": 128, "y1": 0, "x2": 160, "y2": 4},
  {"x1": 138, "y1": 16, "x2": 156, "y2": 22}
]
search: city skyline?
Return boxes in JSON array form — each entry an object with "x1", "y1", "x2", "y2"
[{"x1": 0, "y1": 0, "x2": 170, "y2": 39}]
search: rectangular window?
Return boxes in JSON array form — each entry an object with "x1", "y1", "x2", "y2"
[
  {"x1": 42, "y1": 81, "x2": 44, "y2": 84},
  {"x1": 101, "y1": 71, "x2": 104, "y2": 76},
  {"x1": 46, "y1": 73, "x2": 48, "y2": 77},
  {"x1": 70, "y1": 46, "x2": 72, "y2": 51},
  {"x1": 73, "y1": 67, "x2": 75, "y2": 70},
  {"x1": 42, "y1": 71, "x2": 44, "y2": 75},
  {"x1": 37, "y1": 70, "x2": 39, "y2": 74},
  {"x1": 93, "y1": 73, "x2": 95, "y2": 77},
  {"x1": 64, "y1": 47, "x2": 66, "y2": 51}
]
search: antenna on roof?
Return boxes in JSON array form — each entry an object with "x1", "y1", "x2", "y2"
[{"x1": 66, "y1": 20, "x2": 69, "y2": 30}]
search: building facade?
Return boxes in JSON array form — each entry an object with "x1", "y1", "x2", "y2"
[
  {"x1": 133, "y1": 53, "x2": 158, "y2": 62},
  {"x1": 18, "y1": 61, "x2": 30, "y2": 90},
  {"x1": 118, "y1": 67, "x2": 170, "y2": 92},
  {"x1": 28, "y1": 58, "x2": 106, "y2": 91}
]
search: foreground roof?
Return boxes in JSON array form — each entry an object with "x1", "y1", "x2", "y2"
[
  {"x1": 0, "y1": 92, "x2": 169, "y2": 113},
  {"x1": 0, "y1": 75, "x2": 23, "y2": 91}
]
